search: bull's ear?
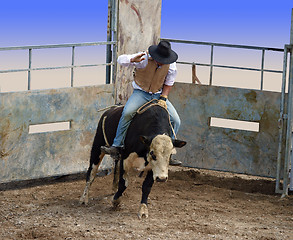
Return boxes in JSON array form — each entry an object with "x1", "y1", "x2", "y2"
[
  {"x1": 172, "y1": 139, "x2": 187, "y2": 148},
  {"x1": 139, "y1": 135, "x2": 152, "y2": 146}
]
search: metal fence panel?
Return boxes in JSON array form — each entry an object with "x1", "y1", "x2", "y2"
[
  {"x1": 170, "y1": 83, "x2": 282, "y2": 178},
  {"x1": 0, "y1": 84, "x2": 114, "y2": 183}
]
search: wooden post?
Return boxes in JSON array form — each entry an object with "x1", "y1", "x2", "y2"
[
  {"x1": 115, "y1": 0, "x2": 162, "y2": 104},
  {"x1": 192, "y1": 63, "x2": 201, "y2": 84}
]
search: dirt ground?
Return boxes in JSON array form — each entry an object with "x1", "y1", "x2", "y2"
[{"x1": 0, "y1": 166, "x2": 292, "y2": 240}]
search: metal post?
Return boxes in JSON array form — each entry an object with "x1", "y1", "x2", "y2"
[
  {"x1": 28, "y1": 49, "x2": 32, "y2": 90},
  {"x1": 111, "y1": 0, "x2": 118, "y2": 85},
  {"x1": 276, "y1": 46, "x2": 288, "y2": 193},
  {"x1": 71, "y1": 46, "x2": 75, "y2": 87},
  {"x1": 283, "y1": 46, "x2": 293, "y2": 197},
  {"x1": 209, "y1": 45, "x2": 214, "y2": 85},
  {"x1": 290, "y1": 136, "x2": 293, "y2": 191},
  {"x1": 106, "y1": 0, "x2": 112, "y2": 84},
  {"x1": 261, "y1": 49, "x2": 265, "y2": 90},
  {"x1": 282, "y1": 9, "x2": 293, "y2": 197}
]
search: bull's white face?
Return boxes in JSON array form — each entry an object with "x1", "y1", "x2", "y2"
[{"x1": 147, "y1": 134, "x2": 174, "y2": 182}]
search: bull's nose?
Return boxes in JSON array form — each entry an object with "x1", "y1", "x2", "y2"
[{"x1": 156, "y1": 176, "x2": 168, "y2": 182}]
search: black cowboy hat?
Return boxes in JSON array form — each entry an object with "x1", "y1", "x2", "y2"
[{"x1": 148, "y1": 40, "x2": 178, "y2": 64}]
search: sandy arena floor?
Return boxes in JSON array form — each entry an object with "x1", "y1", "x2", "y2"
[{"x1": 0, "y1": 166, "x2": 292, "y2": 240}]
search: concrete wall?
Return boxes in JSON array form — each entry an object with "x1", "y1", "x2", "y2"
[
  {"x1": 170, "y1": 83, "x2": 282, "y2": 178},
  {"x1": 115, "y1": 0, "x2": 162, "y2": 104},
  {"x1": 0, "y1": 85, "x2": 114, "y2": 183}
]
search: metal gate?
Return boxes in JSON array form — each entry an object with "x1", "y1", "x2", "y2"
[
  {"x1": 163, "y1": 34, "x2": 292, "y2": 196},
  {"x1": 276, "y1": 13, "x2": 293, "y2": 196}
]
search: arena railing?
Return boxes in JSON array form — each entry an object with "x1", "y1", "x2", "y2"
[
  {"x1": 0, "y1": 41, "x2": 117, "y2": 90},
  {"x1": 161, "y1": 38, "x2": 285, "y2": 90}
]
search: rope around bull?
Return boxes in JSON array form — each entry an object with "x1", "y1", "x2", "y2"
[
  {"x1": 101, "y1": 99, "x2": 177, "y2": 147},
  {"x1": 136, "y1": 99, "x2": 177, "y2": 140}
]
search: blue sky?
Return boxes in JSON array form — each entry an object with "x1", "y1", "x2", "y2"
[
  {"x1": 0, "y1": 0, "x2": 292, "y2": 47},
  {"x1": 0, "y1": 0, "x2": 108, "y2": 46},
  {"x1": 0, "y1": 0, "x2": 293, "y2": 91},
  {"x1": 162, "y1": 0, "x2": 293, "y2": 48}
]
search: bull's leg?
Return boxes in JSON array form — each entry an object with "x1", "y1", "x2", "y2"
[
  {"x1": 80, "y1": 152, "x2": 105, "y2": 205},
  {"x1": 112, "y1": 158, "x2": 120, "y2": 193},
  {"x1": 112, "y1": 160, "x2": 127, "y2": 208},
  {"x1": 138, "y1": 170, "x2": 154, "y2": 219}
]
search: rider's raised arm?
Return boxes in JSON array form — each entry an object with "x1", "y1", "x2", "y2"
[{"x1": 117, "y1": 52, "x2": 148, "y2": 69}]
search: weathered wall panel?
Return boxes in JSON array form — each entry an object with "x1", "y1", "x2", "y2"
[
  {"x1": 116, "y1": 0, "x2": 162, "y2": 103},
  {"x1": 169, "y1": 83, "x2": 281, "y2": 178},
  {"x1": 0, "y1": 85, "x2": 114, "y2": 183}
]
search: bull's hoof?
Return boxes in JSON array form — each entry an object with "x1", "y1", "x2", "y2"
[
  {"x1": 79, "y1": 188, "x2": 89, "y2": 205},
  {"x1": 138, "y1": 203, "x2": 148, "y2": 219},
  {"x1": 112, "y1": 198, "x2": 121, "y2": 209},
  {"x1": 112, "y1": 183, "x2": 118, "y2": 194},
  {"x1": 79, "y1": 195, "x2": 89, "y2": 205}
]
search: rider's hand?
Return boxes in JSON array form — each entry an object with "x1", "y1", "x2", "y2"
[
  {"x1": 130, "y1": 53, "x2": 146, "y2": 63},
  {"x1": 157, "y1": 95, "x2": 168, "y2": 109},
  {"x1": 158, "y1": 99, "x2": 167, "y2": 109}
]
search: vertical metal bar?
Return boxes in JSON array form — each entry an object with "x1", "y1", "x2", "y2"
[
  {"x1": 111, "y1": 0, "x2": 118, "y2": 85},
  {"x1": 291, "y1": 8, "x2": 293, "y2": 45},
  {"x1": 112, "y1": 0, "x2": 118, "y2": 33},
  {"x1": 71, "y1": 46, "x2": 75, "y2": 87},
  {"x1": 261, "y1": 49, "x2": 265, "y2": 90},
  {"x1": 106, "y1": 0, "x2": 112, "y2": 84},
  {"x1": 282, "y1": 9, "x2": 293, "y2": 197},
  {"x1": 283, "y1": 48, "x2": 293, "y2": 197},
  {"x1": 276, "y1": 46, "x2": 288, "y2": 193},
  {"x1": 209, "y1": 45, "x2": 214, "y2": 85},
  {"x1": 290, "y1": 136, "x2": 293, "y2": 191},
  {"x1": 28, "y1": 49, "x2": 32, "y2": 90}
]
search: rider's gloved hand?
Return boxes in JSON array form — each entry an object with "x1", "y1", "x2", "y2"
[{"x1": 158, "y1": 95, "x2": 168, "y2": 109}]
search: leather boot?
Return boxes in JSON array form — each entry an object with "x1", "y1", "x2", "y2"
[{"x1": 101, "y1": 146, "x2": 120, "y2": 158}]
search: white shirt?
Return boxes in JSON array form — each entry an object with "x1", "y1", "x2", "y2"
[{"x1": 117, "y1": 51, "x2": 177, "y2": 93}]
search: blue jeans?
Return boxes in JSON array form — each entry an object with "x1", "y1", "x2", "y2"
[{"x1": 112, "y1": 89, "x2": 181, "y2": 147}]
